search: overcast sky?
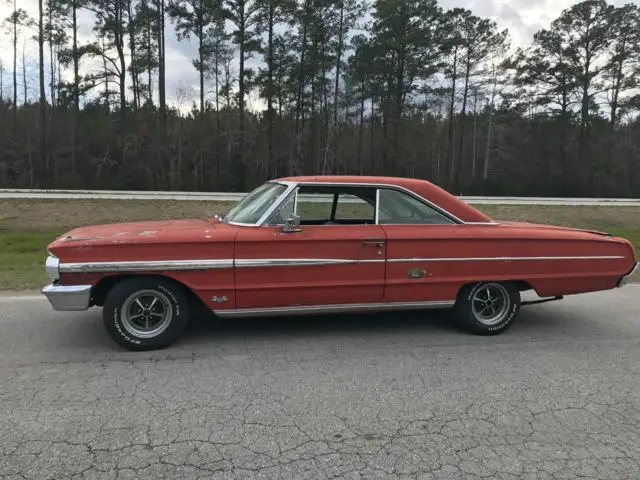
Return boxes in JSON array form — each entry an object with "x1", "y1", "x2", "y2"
[{"x1": 0, "y1": 0, "x2": 637, "y2": 107}]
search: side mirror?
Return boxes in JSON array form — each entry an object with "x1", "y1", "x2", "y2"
[{"x1": 281, "y1": 214, "x2": 302, "y2": 233}]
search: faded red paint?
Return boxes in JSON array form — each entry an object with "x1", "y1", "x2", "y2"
[{"x1": 46, "y1": 176, "x2": 638, "y2": 311}]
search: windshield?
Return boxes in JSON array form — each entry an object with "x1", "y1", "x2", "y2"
[{"x1": 222, "y1": 182, "x2": 288, "y2": 224}]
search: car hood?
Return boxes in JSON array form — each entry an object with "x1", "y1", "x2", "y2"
[{"x1": 52, "y1": 219, "x2": 216, "y2": 245}]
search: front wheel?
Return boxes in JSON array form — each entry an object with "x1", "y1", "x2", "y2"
[
  {"x1": 102, "y1": 277, "x2": 190, "y2": 351},
  {"x1": 453, "y1": 281, "x2": 521, "y2": 335}
]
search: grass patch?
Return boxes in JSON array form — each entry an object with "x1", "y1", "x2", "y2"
[{"x1": 0, "y1": 199, "x2": 638, "y2": 291}]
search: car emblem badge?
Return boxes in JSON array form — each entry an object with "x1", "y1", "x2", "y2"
[
  {"x1": 407, "y1": 268, "x2": 427, "y2": 279},
  {"x1": 212, "y1": 296, "x2": 228, "y2": 303}
]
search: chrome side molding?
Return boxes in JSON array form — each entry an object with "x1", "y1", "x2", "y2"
[
  {"x1": 214, "y1": 300, "x2": 455, "y2": 318},
  {"x1": 56, "y1": 255, "x2": 627, "y2": 274}
]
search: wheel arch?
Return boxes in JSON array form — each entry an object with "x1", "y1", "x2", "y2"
[
  {"x1": 91, "y1": 274, "x2": 206, "y2": 311},
  {"x1": 455, "y1": 279, "x2": 536, "y2": 300}
]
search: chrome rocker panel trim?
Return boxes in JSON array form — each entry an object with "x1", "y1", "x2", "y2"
[
  {"x1": 214, "y1": 300, "x2": 456, "y2": 318},
  {"x1": 617, "y1": 261, "x2": 639, "y2": 288},
  {"x1": 42, "y1": 284, "x2": 92, "y2": 311}
]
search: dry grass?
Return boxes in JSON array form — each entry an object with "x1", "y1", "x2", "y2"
[
  {"x1": 0, "y1": 198, "x2": 236, "y2": 232},
  {"x1": 1, "y1": 198, "x2": 638, "y2": 291}
]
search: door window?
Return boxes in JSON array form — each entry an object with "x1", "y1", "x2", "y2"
[{"x1": 267, "y1": 186, "x2": 376, "y2": 226}]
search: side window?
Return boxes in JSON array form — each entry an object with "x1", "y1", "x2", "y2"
[
  {"x1": 334, "y1": 194, "x2": 375, "y2": 222},
  {"x1": 377, "y1": 188, "x2": 454, "y2": 225},
  {"x1": 296, "y1": 192, "x2": 333, "y2": 224},
  {"x1": 267, "y1": 186, "x2": 377, "y2": 226}
]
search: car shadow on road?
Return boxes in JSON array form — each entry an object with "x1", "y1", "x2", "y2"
[
  {"x1": 174, "y1": 301, "x2": 632, "y2": 349},
  {"x1": 181, "y1": 308, "x2": 458, "y2": 343}
]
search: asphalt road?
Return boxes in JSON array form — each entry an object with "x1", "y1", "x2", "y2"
[{"x1": 1, "y1": 287, "x2": 639, "y2": 480}]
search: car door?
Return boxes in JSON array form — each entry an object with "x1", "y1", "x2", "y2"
[
  {"x1": 233, "y1": 187, "x2": 387, "y2": 310},
  {"x1": 377, "y1": 187, "x2": 462, "y2": 304}
]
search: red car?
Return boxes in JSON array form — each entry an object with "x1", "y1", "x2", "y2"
[{"x1": 42, "y1": 176, "x2": 638, "y2": 351}]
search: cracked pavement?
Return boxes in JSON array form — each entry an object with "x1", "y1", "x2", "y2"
[{"x1": 1, "y1": 287, "x2": 639, "y2": 479}]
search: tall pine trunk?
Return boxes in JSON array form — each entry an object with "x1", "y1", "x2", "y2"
[{"x1": 39, "y1": 0, "x2": 47, "y2": 183}]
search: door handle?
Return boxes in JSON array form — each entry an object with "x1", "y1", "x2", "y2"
[{"x1": 363, "y1": 239, "x2": 385, "y2": 247}]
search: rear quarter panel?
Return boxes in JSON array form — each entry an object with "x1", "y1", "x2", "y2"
[{"x1": 382, "y1": 224, "x2": 636, "y2": 301}]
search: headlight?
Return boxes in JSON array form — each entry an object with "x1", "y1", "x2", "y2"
[{"x1": 46, "y1": 253, "x2": 60, "y2": 282}]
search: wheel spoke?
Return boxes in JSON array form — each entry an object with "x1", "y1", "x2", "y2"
[
  {"x1": 471, "y1": 283, "x2": 512, "y2": 326},
  {"x1": 121, "y1": 289, "x2": 174, "y2": 339}
]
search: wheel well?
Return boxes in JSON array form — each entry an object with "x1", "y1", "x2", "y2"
[
  {"x1": 90, "y1": 274, "x2": 206, "y2": 310},
  {"x1": 456, "y1": 280, "x2": 534, "y2": 299},
  {"x1": 512, "y1": 280, "x2": 534, "y2": 292}
]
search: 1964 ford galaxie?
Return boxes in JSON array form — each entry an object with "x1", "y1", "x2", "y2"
[{"x1": 42, "y1": 176, "x2": 638, "y2": 351}]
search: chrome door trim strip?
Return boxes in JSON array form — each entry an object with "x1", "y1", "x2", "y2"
[
  {"x1": 388, "y1": 255, "x2": 627, "y2": 263},
  {"x1": 214, "y1": 300, "x2": 456, "y2": 318},
  {"x1": 58, "y1": 255, "x2": 626, "y2": 274},
  {"x1": 235, "y1": 258, "x2": 385, "y2": 268},
  {"x1": 59, "y1": 259, "x2": 234, "y2": 273},
  {"x1": 59, "y1": 257, "x2": 386, "y2": 273}
]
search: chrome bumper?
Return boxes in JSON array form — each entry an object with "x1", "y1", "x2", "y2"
[
  {"x1": 617, "y1": 262, "x2": 639, "y2": 288},
  {"x1": 42, "y1": 284, "x2": 92, "y2": 311}
]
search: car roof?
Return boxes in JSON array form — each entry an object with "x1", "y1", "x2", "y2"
[{"x1": 276, "y1": 175, "x2": 493, "y2": 224}]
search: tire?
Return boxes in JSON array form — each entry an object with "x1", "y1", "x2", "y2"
[
  {"x1": 453, "y1": 281, "x2": 520, "y2": 335},
  {"x1": 102, "y1": 277, "x2": 190, "y2": 351}
]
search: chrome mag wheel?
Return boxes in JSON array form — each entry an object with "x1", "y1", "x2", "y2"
[
  {"x1": 121, "y1": 289, "x2": 173, "y2": 339},
  {"x1": 471, "y1": 282, "x2": 510, "y2": 326}
]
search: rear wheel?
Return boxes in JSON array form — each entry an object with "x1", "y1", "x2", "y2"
[
  {"x1": 102, "y1": 277, "x2": 190, "y2": 351},
  {"x1": 453, "y1": 281, "x2": 520, "y2": 335}
]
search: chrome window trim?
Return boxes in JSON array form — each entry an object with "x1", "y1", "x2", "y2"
[
  {"x1": 265, "y1": 186, "x2": 300, "y2": 226},
  {"x1": 214, "y1": 300, "x2": 456, "y2": 318},
  {"x1": 222, "y1": 180, "x2": 493, "y2": 228},
  {"x1": 275, "y1": 181, "x2": 466, "y2": 225},
  {"x1": 375, "y1": 186, "x2": 459, "y2": 226},
  {"x1": 260, "y1": 180, "x2": 467, "y2": 227},
  {"x1": 226, "y1": 181, "x2": 297, "y2": 227}
]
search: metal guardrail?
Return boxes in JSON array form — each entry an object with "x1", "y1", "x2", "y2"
[{"x1": 1, "y1": 189, "x2": 639, "y2": 206}]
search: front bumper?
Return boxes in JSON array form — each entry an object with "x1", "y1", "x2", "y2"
[
  {"x1": 42, "y1": 284, "x2": 92, "y2": 311},
  {"x1": 617, "y1": 262, "x2": 639, "y2": 288}
]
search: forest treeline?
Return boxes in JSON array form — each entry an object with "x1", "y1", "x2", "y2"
[{"x1": 1, "y1": 0, "x2": 639, "y2": 196}]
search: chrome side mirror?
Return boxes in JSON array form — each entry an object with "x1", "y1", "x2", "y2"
[{"x1": 281, "y1": 214, "x2": 302, "y2": 233}]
